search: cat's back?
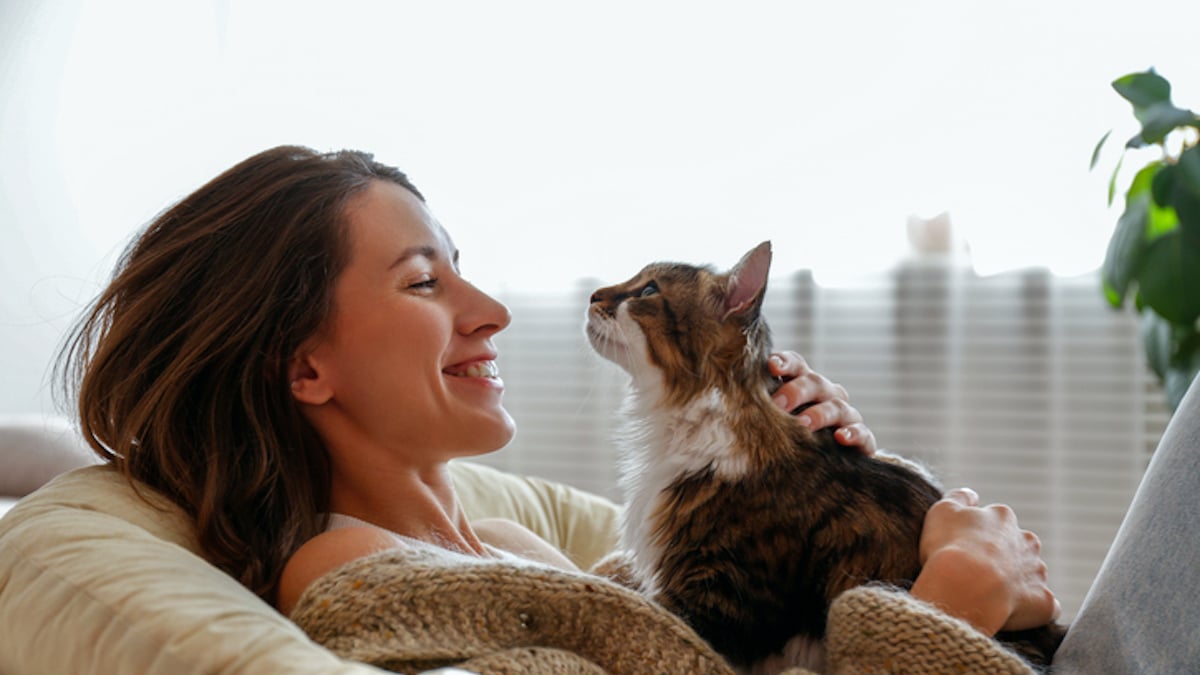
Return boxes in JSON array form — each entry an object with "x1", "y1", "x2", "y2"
[{"x1": 650, "y1": 428, "x2": 942, "y2": 666}]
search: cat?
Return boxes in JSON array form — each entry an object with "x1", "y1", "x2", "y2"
[{"x1": 585, "y1": 241, "x2": 1064, "y2": 673}]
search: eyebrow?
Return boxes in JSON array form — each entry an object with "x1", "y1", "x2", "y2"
[{"x1": 388, "y1": 245, "x2": 461, "y2": 270}]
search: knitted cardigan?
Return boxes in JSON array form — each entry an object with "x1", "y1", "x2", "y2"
[{"x1": 289, "y1": 543, "x2": 1037, "y2": 675}]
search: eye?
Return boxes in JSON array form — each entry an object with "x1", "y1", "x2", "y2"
[
  {"x1": 408, "y1": 276, "x2": 438, "y2": 290},
  {"x1": 639, "y1": 281, "x2": 659, "y2": 298}
]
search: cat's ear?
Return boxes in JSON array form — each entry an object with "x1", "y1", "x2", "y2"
[{"x1": 722, "y1": 241, "x2": 772, "y2": 320}]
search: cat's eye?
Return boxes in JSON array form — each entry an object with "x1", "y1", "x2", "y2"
[{"x1": 639, "y1": 282, "x2": 659, "y2": 298}]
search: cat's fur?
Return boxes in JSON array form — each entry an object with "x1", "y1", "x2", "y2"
[{"x1": 585, "y1": 242, "x2": 1064, "y2": 673}]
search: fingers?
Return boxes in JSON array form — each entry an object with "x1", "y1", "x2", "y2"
[
  {"x1": 1023, "y1": 529, "x2": 1042, "y2": 554},
  {"x1": 768, "y1": 354, "x2": 848, "y2": 414},
  {"x1": 940, "y1": 487, "x2": 981, "y2": 508},
  {"x1": 1005, "y1": 526, "x2": 1060, "y2": 629},
  {"x1": 767, "y1": 351, "x2": 810, "y2": 378},
  {"x1": 834, "y1": 423, "x2": 878, "y2": 456},
  {"x1": 1005, "y1": 581, "x2": 1062, "y2": 630},
  {"x1": 769, "y1": 351, "x2": 878, "y2": 455},
  {"x1": 795, "y1": 398, "x2": 859, "y2": 430}
]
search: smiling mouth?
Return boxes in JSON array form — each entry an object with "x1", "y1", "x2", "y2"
[{"x1": 445, "y1": 361, "x2": 500, "y2": 379}]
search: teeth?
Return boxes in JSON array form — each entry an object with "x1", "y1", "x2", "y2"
[{"x1": 451, "y1": 361, "x2": 499, "y2": 378}]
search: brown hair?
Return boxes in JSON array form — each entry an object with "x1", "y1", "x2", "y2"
[{"x1": 58, "y1": 145, "x2": 423, "y2": 600}]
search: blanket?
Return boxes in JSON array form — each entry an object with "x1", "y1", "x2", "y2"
[{"x1": 289, "y1": 544, "x2": 1035, "y2": 674}]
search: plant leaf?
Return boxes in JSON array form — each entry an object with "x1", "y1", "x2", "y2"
[
  {"x1": 1172, "y1": 145, "x2": 1200, "y2": 244},
  {"x1": 1177, "y1": 144, "x2": 1200, "y2": 198},
  {"x1": 1136, "y1": 229, "x2": 1200, "y2": 325},
  {"x1": 1142, "y1": 314, "x2": 1200, "y2": 412},
  {"x1": 1134, "y1": 161, "x2": 1178, "y2": 241},
  {"x1": 1140, "y1": 311, "x2": 1172, "y2": 380},
  {"x1": 1091, "y1": 130, "x2": 1113, "y2": 170},
  {"x1": 1107, "y1": 154, "x2": 1125, "y2": 206},
  {"x1": 1151, "y1": 162, "x2": 1176, "y2": 206},
  {"x1": 1135, "y1": 161, "x2": 1180, "y2": 241},
  {"x1": 1102, "y1": 190, "x2": 1149, "y2": 307},
  {"x1": 1113, "y1": 70, "x2": 1200, "y2": 148},
  {"x1": 1103, "y1": 162, "x2": 1169, "y2": 306},
  {"x1": 1113, "y1": 70, "x2": 1171, "y2": 108},
  {"x1": 1164, "y1": 335, "x2": 1200, "y2": 411},
  {"x1": 1148, "y1": 146, "x2": 1200, "y2": 245},
  {"x1": 1125, "y1": 103, "x2": 1200, "y2": 147}
]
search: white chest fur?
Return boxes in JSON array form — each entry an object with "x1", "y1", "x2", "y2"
[
  {"x1": 615, "y1": 386, "x2": 751, "y2": 595},
  {"x1": 614, "y1": 385, "x2": 828, "y2": 674}
]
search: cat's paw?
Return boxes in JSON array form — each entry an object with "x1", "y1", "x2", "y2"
[{"x1": 589, "y1": 549, "x2": 645, "y2": 592}]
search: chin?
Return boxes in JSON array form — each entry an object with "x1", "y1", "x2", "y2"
[{"x1": 464, "y1": 410, "x2": 517, "y2": 454}]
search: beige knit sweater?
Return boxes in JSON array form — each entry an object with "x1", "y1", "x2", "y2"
[{"x1": 290, "y1": 544, "x2": 1036, "y2": 674}]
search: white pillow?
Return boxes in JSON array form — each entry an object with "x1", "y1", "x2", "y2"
[
  {"x1": 0, "y1": 466, "x2": 384, "y2": 675},
  {"x1": 449, "y1": 460, "x2": 621, "y2": 570},
  {"x1": 0, "y1": 460, "x2": 622, "y2": 674}
]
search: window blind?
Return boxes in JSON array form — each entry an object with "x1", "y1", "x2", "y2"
[{"x1": 483, "y1": 261, "x2": 1167, "y2": 621}]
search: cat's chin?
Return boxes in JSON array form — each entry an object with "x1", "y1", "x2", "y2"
[
  {"x1": 585, "y1": 325, "x2": 623, "y2": 366},
  {"x1": 585, "y1": 319, "x2": 639, "y2": 373}
]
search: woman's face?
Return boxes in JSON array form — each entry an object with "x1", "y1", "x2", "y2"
[{"x1": 295, "y1": 179, "x2": 515, "y2": 461}]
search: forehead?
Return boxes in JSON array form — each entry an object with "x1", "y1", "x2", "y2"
[
  {"x1": 343, "y1": 180, "x2": 454, "y2": 261},
  {"x1": 640, "y1": 262, "x2": 712, "y2": 286}
]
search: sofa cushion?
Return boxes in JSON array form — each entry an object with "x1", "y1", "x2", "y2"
[
  {"x1": 0, "y1": 415, "x2": 99, "y2": 498},
  {"x1": 449, "y1": 461, "x2": 621, "y2": 570},
  {"x1": 0, "y1": 460, "x2": 622, "y2": 674},
  {"x1": 0, "y1": 466, "x2": 380, "y2": 674}
]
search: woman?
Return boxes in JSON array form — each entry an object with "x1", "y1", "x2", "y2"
[{"x1": 62, "y1": 146, "x2": 1057, "y2": 668}]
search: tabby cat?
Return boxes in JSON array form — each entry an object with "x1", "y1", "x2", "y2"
[{"x1": 585, "y1": 242, "x2": 1064, "y2": 673}]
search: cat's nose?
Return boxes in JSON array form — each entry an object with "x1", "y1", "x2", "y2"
[{"x1": 589, "y1": 290, "x2": 604, "y2": 304}]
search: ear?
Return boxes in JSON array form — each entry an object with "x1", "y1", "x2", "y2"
[
  {"x1": 722, "y1": 241, "x2": 772, "y2": 321},
  {"x1": 288, "y1": 346, "x2": 334, "y2": 406}
]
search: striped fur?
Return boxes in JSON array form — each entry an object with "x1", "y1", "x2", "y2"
[{"x1": 586, "y1": 242, "x2": 1062, "y2": 672}]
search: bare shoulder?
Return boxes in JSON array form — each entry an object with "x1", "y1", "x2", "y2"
[
  {"x1": 277, "y1": 526, "x2": 401, "y2": 615},
  {"x1": 473, "y1": 517, "x2": 579, "y2": 571}
]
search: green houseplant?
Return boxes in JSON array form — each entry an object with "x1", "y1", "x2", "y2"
[{"x1": 1093, "y1": 69, "x2": 1200, "y2": 411}]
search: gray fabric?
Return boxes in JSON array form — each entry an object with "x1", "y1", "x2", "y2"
[{"x1": 1055, "y1": 374, "x2": 1200, "y2": 672}]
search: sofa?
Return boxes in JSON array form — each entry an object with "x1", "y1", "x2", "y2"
[
  {"x1": 1, "y1": 416, "x2": 1052, "y2": 674},
  {"x1": 0, "y1": 415, "x2": 102, "y2": 519},
  {"x1": 0, "y1": 416, "x2": 623, "y2": 674}
]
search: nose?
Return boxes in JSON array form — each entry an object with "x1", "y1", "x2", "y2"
[
  {"x1": 457, "y1": 280, "x2": 511, "y2": 337},
  {"x1": 589, "y1": 287, "x2": 618, "y2": 318}
]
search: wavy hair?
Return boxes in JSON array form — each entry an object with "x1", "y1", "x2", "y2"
[{"x1": 58, "y1": 145, "x2": 423, "y2": 600}]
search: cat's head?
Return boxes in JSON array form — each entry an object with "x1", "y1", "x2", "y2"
[{"x1": 586, "y1": 241, "x2": 774, "y2": 405}]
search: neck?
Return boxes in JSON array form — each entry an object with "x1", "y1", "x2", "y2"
[
  {"x1": 326, "y1": 450, "x2": 489, "y2": 557},
  {"x1": 304, "y1": 403, "x2": 492, "y2": 557}
]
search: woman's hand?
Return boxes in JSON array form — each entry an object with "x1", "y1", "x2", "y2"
[
  {"x1": 768, "y1": 351, "x2": 877, "y2": 455},
  {"x1": 910, "y1": 488, "x2": 1061, "y2": 635}
]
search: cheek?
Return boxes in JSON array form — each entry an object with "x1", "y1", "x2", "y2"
[
  {"x1": 615, "y1": 305, "x2": 656, "y2": 369},
  {"x1": 626, "y1": 306, "x2": 711, "y2": 398},
  {"x1": 335, "y1": 309, "x2": 447, "y2": 388}
]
